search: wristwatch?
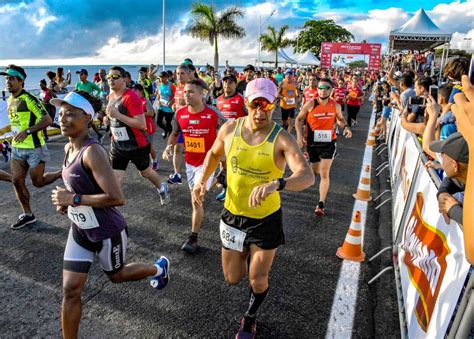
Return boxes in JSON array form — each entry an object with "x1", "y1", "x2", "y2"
[
  {"x1": 72, "y1": 194, "x2": 81, "y2": 207},
  {"x1": 26, "y1": 129, "x2": 32, "y2": 135},
  {"x1": 275, "y1": 178, "x2": 286, "y2": 191}
]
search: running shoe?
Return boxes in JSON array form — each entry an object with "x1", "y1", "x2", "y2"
[
  {"x1": 152, "y1": 161, "x2": 159, "y2": 171},
  {"x1": 11, "y1": 214, "x2": 37, "y2": 230},
  {"x1": 2, "y1": 141, "x2": 11, "y2": 162},
  {"x1": 161, "y1": 132, "x2": 166, "y2": 139},
  {"x1": 314, "y1": 201, "x2": 325, "y2": 217},
  {"x1": 236, "y1": 316, "x2": 257, "y2": 339},
  {"x1": 181, "y1": 235, "x2": 200, "y2": 254},
  {"x1": 215, "y1": 188, "x2": 226, "y2": 202},
  {"x1": 158, "y1": 183, "x2": 170, "y2": 205},
  {"x1": 167, "y1": 173, "x2": 182, "y2": 185},
  {"x1": 150, "y1": 256, "x2": 170, "y2": 290}
]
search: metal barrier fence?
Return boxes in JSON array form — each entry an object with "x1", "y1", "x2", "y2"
[{"x1": 382, "y1": 109, "x2": 473, "y2": 338}]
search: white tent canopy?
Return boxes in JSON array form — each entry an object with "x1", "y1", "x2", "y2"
[
  {"x1": 388, "y1": 8, "x2": 451, "y2": 51},
  {"x1": 260, "y1": 48, "x2": 298, "y2": 65},
  {"x1": 295, "y1": 50, "x2": 320, "y2": 66}
]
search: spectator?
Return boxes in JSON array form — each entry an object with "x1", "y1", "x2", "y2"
[
  {"x1": 55, "y1": 67, "x2": 70, "y2": 92},
  {"x1": 46, "y1": 71, "x2": 60, "y2": 94},
  {"x1": 124, "y1": 71, "x2": 135, "y2": 88},
  {"x1": 400, "y1": 76, "x2": 427, "y2": 135},
  {"x1": 429, "y1": 132, "x2": 468, "y2": 226},
  {"x1": 75, "y1": 69, "x2": 101, "y2": 96},
  {"x1": 451, "y1": 74, "x2": 474, "y2": 264},
  {"x1": 444, "y1": 57, "x2": 469, "y2": 104}
]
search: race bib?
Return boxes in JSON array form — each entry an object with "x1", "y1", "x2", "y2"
[
  {"x1": 286, "y1": 98, "x2": 295, "y2": 105},
  {"x1": 185, "y1": 136, "x2": 205, "y2": 153},
  {"x1": 219, "y1": 220, "x2": 246, "y2": 252},
  {"x1": 159, "y1": 98, "x2": 168, "y2": 106},
  {"x1": 68, "y1": 205, "x2": 100, "y2": 230},
  {"x1": 314, "y1": 130, "x2": 332, "y2": 142},
  {"x1": 111, "y1": 127, "x2": 129, "y2": 141}
]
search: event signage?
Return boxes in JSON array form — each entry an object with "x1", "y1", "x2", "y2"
[
  {"x1": 320, "y1": 42, "x2": 381, "y2": 70},
  {"x1": 397, "y1": 166, "x2": 470, "y2": 338}
]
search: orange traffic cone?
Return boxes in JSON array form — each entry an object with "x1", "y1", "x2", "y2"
[
  {"x1": 336, "y1": 210, "x2": 366, "y2": 262},
  {"x1": 366, "y1": 130, "x2": 377, "y2": 146},
  {"x1": 353, "y1": 165, "x2": 372, "y2": 201}
]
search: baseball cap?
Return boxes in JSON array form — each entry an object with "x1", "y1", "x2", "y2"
[
  {"x1": 75, "y1": 69, "x2": 88, "y2": 75},
  {"x1": 243, "y1": 64, "x2": 255, "y2": 72},
  {"x1": 223, "y1": 74, "x2": 237, "y2": 82},
  {"x1": 183, "y1": 58, "x2": 193, "y2": 65},
  {"x1": 0, "y1": 65, "x2": 27, "y2": 81},
  {"x1": 429, "y1": 132, "x2": 469, "y2": 163},
  {"x1": 138, "y1": 66, "x2": 148, "y2": 73},
  {"x1": 245, "y1": 78, "x2": 278, "y2": 103},
  {"x1": 50, "y1": 91, "x2": 95, "y2": 118},
  {"x1": 284, "y1": 69, "x2": 293, "y2": 75},
  {"x1": 199, "y1": 67, "x2": 206, "y2": 72},
  {"x1": 159, "y1": 71, "x2": 168, "y2": 77}
]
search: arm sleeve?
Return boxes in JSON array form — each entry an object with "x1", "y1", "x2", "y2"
[{"x1": 448, "y1": 204, "x2": 463, "y2": 225}]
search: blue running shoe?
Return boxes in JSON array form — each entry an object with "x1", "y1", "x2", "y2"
[
  {"x1": 150, "y1": 256, "x2": 170, "y2": 290},
  {"x1": 2, "y1": 141, "x2": 11, "y2": 162},
  {"x1": 215, "y1": 187, "x2": 226, "y2": 202},
  {"x1": 167, "y1": 173, "x2": 182, "y2": 185}
]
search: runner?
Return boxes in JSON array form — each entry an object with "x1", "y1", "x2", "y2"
[
  {"x1": 50, "y1": 90, "x2": 170, "y2": 339},
  {"x1": 163, "y1": 79, "x2": 219, "y2": 253},
  {"x1": 155, "y1": 71, "x2": 176, "y2": 140},
  {"x1": 167, "y1": 63, "x2": 190, "y2": 185},
  {"x1": 295, "y1": 77, "x2": 352, "y2": 216},
  {"x1": 132, "y1": 84, "x2": 159, "y2": 171},
  {"x1": 236, "y1": 64, "x2": 255, "y2": 95},
  {"x1": 331, "y1": 77, "x2": 347, "y2": 114},
  {"x1": 278, "y1": 70, "x2": 299, "y2": 133},
  {"x1": 74, "y1": 69, "x2": 101, "y2": 96},
  {"x1": 214, "y1": 73, "x2": 248, "y2": 202},
  {"x1": 346, "y1": 75, "x2": 364, "y2": 127},
  {"x1": 1, "y1": 140, "x2": 12, "y2": 162},
  {"x1": 301, "y1": 73, "x2": 319, "y2": 106},
  {"x1": 192, "y1": 78, "x2": 314, "y2": 338},
  {"x1": 105, "y1": 66, "x2": 169, "y2": 205},
  {"x1": 0, "y1": 65, "x2": 62, "y2": 229}
]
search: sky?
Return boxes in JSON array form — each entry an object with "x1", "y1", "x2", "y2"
[{"x1": 0, "y1": 0, "x2": 472, "y2": 66}]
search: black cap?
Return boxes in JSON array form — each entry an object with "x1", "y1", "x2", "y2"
[
  {"x1": 243, "y1": 64, "x2": 255, "y2": 72},
  {"x1": 75, "y1": 69, "x2": 88, "y2": 75},
  {"x1": 222, "y1": 74, "x2": 237, "y2": 83},
  {"x1": 159, "y1": 71, "x2": 168, "y2": 77},
  {"x1": 0, "y1": 64, "x2": 27, "y2": 80},
  {"x1": 429, "y1": 132, "x2": 469, "y2": 163},
  {"x1": 139, "y1": 66, "x2": 148, "y2": 73}
]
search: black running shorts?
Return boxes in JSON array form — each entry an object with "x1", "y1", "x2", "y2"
[
  {"x1": 221, "y1": 208, "x2": 285, "y2": 250},
  {"x1": 281, "y1": 108, "x2": 296, "y2": 121},
  {"x1": 110, "y1": 144, "x2": 151, "y2": 172},
  {"x1": 307, "y1": 141, "x2": 337, "y2": 163}
]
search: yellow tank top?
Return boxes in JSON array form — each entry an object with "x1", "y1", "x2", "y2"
[{"x1": 224, "y1": 117, "x2": 284, "y2": 218}]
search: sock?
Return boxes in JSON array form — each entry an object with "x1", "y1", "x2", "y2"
[
  {"x1": 190, "y1": 232, "x2": 198, "y2": 241},
  {"x1": 318, "y1": 201, "x2": 325, "y2": 209},
  {"x1": 245, "y1": 287, "x2": 269, "y2": 317},
  {"x1": 159, "y1": 183, "x2": 166, "y2": 193}
]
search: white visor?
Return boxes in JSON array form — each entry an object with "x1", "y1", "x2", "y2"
[{"x1": 50, "y1": 92, "x2": 95, "y2": 118}]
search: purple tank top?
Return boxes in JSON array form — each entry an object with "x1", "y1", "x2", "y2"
[{"x1": 62, "y1": 138, "x2": 126, "y2": 242}]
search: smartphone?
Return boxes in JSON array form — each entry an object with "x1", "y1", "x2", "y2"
[
  {"x1": 409, "y1": 96, "x2": 426, "y2": 106},
  {"x1": 429, "y1": 85, "x2": 438, "y2": 102},
  {"x1": 469, "y1": 54, "x2": 474, "y2": 86}
]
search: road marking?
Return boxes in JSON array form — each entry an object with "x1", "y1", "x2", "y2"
[{"x1": 325, "y1": 111, "x2": 375, "y2": 338}]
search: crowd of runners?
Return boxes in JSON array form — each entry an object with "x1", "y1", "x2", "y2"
[{"x1": 0, "y1": 60, "x2": 380, "y2": 338}]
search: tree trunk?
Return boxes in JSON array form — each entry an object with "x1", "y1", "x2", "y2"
[
  {"x1": 275, "y1": 50, "x2": 278, "y2": 68},
  {"x1": 214, "y1": 35, "x2": 219, "y2": 71}
]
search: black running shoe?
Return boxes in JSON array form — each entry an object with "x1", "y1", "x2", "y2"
[
  {"x1": 181, "y1": 235, "x2": 200, "y2": 254},
  {"x1": 236, "y1": 316, "x2": 256, "y2": 339},
  {"x1": 11, "y1": 214, "x2": 37, "y2": 230},
  {"x1": 314, "y1": 201, "x2": 325, "y2": 216}
]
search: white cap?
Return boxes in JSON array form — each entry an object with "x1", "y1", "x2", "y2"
[
  {"x1": 394, "y1": 71, "x2": 403, "y2": 77},
  {"x1": 50, "y1": 92, "x2": 95, "y2": 118},
  {"x1": 199, "y1": 67, "x2": 206, "y2": 72}
]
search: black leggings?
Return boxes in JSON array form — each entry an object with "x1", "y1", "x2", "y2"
[
  {"x1": 156, "y1": 110, "x2": 174, "y2": 135},
  {"x1": 347, "y1": 104, "x2": 361, "y2": 126}
]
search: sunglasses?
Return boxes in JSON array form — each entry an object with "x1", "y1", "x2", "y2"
[
  {"x1": 106, "y1": 74, "x2": 122, "y2": 80},
  {"x1": 318, "y1": 85, "x2": 332, "y2": 90},
  {"x1": 248, "y1": 98, "x2": 275, "y2": 112}
]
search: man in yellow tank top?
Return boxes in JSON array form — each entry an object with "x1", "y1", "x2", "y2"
[{"x1": 192, "y1": 78, "x2": 314, "y2": 338}]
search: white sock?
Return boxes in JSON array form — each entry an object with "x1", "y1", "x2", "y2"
[{"x1": 154, "y1": 265, "x2": 163, "y2": 277}]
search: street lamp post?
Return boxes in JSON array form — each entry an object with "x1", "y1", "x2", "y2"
[
  {"x1": 162, "y1": 0, "x2": 166, "y2": 71},
  {"x1": 257, "y1": 10, "x2": 275, "y2": 69}
]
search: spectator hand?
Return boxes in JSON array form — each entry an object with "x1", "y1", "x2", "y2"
[
  {"x1": 438, "y1": 192, "x2": 461, "y2": 224},
  {"x1": 452, "y1": 75, "x2": 474, "y2": 145},
  {"x1": 425, "y1": 160, "x2": 443, "y2": 170},
  {"x1": 425, "y1": 95, "x2": 440, "y2": 120}
]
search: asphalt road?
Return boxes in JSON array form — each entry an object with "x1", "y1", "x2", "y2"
[{"x1": 0, "y1": 102, "x2": 400, "y2": 338}]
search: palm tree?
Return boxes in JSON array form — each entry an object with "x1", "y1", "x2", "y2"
[
  {"x1": 260, "y1": 25, "x2": 292, "y2": 68},
  {"x1": 187, "y1": 3, "x2": 245, "y2": 70}
]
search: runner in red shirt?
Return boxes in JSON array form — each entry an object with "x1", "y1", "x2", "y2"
[
  {"x1": 106, "y1": 66, "x2": 170, "y2": 205},
  {"x1": 346, "y1": 75, "x2": 364, "y2": 127},
  {"x1": 164, "y1": 79, "x2": 219, "y2": 253},
  {"x1": 216, "y1": 74, "x2": 247, "y2": 121},
  {"x1": 331, "y1": 78, "x2": 347, "y2": 113},
  {"x1": 301, "y1": 73, "x2": 318, "y2": 106}
]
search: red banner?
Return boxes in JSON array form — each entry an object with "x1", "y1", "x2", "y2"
[{"x1": 320, "y1": 42, "x2": 381, "y2": 71}]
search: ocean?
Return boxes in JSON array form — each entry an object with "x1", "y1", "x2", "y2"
[{"x1": 0, "y1": 64, "x2": 245, "y2": 91}]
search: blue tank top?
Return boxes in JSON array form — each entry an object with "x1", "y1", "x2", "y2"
[
  {"x1": 438, "y1": 111, "x2": 457, "y2": 140},
  {"x1": 62, "y1": 139, "x2": 126, "y2": 242},
  {"x1": 159, "y1": 83, "x2": 174, "y2": 113}
]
